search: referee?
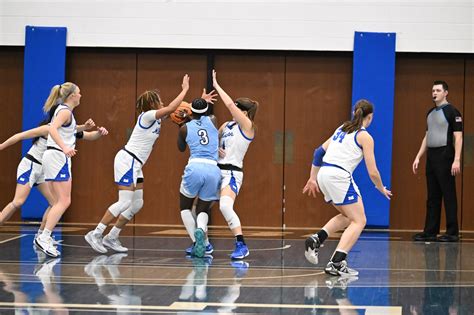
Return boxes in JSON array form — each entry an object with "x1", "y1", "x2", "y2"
[{"x1": 412, "y1": 80, "x2": 463, "y2": 242}]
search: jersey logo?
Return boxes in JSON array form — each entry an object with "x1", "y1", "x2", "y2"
[{"x1": 455, "y1": 116, "x2": 462, "y2": 122}]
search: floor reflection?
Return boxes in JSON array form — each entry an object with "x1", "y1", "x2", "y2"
[{"x1": 0, "y1": 230, "x2": 472, "y2": 314}]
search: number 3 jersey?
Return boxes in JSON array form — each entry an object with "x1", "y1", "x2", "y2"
[
  {"x1": 185, "y1": 116, "x2": 218, "y2": 161},
  {"x1": 323, "y1": 125, "x2": 366, "y2": 174}
]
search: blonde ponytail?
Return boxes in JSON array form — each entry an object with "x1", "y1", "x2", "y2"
[
  {"x1": 43, "y1": 85, "x2": 62, "y2": 114},
  {"x1": 43, "y1": 82, "x2": 78, "y2": 118}
]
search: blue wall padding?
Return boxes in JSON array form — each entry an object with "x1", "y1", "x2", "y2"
[
  {"x1": 22, "y1": 26, "x2": 67, "y2": 220},
  {"x1": 352, "y1": 31, "x2": 396, "y2": 227}
]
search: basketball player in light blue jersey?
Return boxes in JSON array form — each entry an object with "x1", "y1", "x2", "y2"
[
  {"x1": 178, "y1": 98, "x2": 221, "y2": 258},
  {"x1": 303, "y1": 99, "x2": 392, "y2": 277},
  {"x1": 85, "y1": 75, "x2": 191, "y2": 254}
]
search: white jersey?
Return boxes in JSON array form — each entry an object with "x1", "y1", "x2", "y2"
[
  {"x1": 47, "y1": 104, "x2": 77, "y2": 149},
  {"x1": 323, "y1": 126, "x2": 366, "y2": 174},
  {"x1": 27, "y1": 136, "x2": 47, "y2": 163},
  {"x1": 218, "y1": 121, "x2": 253, "y2": 169},
  {"x1": 124, "y1": 110, "x2": 161, "y2": 164}
]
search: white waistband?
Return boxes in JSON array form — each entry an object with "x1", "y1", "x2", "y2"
[{"x1": 188, "y1": 158, "x2": 217, "y2": 165}]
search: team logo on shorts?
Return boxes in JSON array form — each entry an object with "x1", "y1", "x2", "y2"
[{"x1": 455, "y1": 116, "x2": 462, "y2": 122}]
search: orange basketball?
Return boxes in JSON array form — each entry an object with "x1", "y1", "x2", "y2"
[{"x1": 170, "y1": 101, "x2": 192, "y2": 125}]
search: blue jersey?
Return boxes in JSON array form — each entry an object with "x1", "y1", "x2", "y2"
[{"x1": 185, "y1": 116, "x2": 218, "y2": 161}]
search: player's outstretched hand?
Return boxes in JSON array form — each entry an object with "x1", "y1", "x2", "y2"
[{"x1": 303, "y1": 179, "x2": 320, "y2": 198}]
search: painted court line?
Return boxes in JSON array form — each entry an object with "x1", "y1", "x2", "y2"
[
  {"x1": 172, "y1": 301, "x2": 403, "y2": 314},
  {"x1": 0, "y1": 301, "x2": 402, "y2": 314},
  {"x1": 0, "y1": 234, "x2": 27, "y2": 244},
  {"x1": 60, "y1": 243, "x2": 291, "y2": 252}
]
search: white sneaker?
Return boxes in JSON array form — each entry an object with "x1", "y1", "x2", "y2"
[
  {"x1": 304, "y1": 235, "x2": 321, "y2": 265},
  {"x1": 103, "y1": 235, "x2": 128, "y2": 252},
  {"x1": 34, "y1": 236, "x2": 60, "y2": 258},
  {"x1": 324, "y1": 260, "x2": 359, "y2": 277},
  {"x1": 34, "y1": 232, "x2": 62, "y2": 244},
  {"x1": 85, "y1": 231, "x2": 108, "y2": 254}
]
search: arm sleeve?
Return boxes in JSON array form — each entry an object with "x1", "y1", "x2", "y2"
[
  {"x1": 312, "y1": 146, "x2": 326, "y2": 167},
  {"x1": 75, "y1": 131, "x2": 84, "y2": 139},
  {"x1": 445, "y1": 106, "x2": 463, "y2": 132}
]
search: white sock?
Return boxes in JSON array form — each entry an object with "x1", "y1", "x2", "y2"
[
  {"x1": 181, "y1": 210, "x2": 196, "y2": 242},
  {"x1": 94, "y1": 223, "x2": 107, "y2": 235},
  {"x1": 196, "y1": 212, "x2": 209, "y2": 232},
  {"x1": 108, "y1": 226, "x2": 122, "y2": 239}
]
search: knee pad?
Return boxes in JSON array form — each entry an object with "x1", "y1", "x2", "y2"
[
  {"x1": 108, "y1": 190, "x2": 134, "y2": 217},
  {"x1": 121, "y1": 190, "x2": 144, "y2": 220},
  {"x1": 219, "y1": 196, "x2": 241, "y2": 229}
]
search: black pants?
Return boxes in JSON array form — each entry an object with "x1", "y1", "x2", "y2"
[{"x1": 424, "y1": 147, "x2": 459, "y2": 236}]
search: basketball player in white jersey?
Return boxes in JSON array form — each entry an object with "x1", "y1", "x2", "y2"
[
  {"x1": 33, "y1": 82, "x2": 83, "y2": 257},
  {"x1": 85, "y1": 75, "x2": 192, "y2": 254},
  {"x1": 212, "y1": 70, "x2": 258, "y2": 260},
  {"x1": 303, "y1": 99, "x2": 392, "y2": 277},
  {"x1": 0, "y1": 120, "x2": 108, "y2": 237}
]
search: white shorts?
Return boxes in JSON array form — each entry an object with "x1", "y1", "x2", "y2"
[
  {"x1": 16, "y1": 156, "x2": 45, "y2": 187},
  {"x1": 114, "y1": 149, "x2": 144, "y2": 187},
  {"x1": 43, "y1": 149, "x2": 72, "y2": 182},
  {"x1": 220, "y1": 169, "x2": 243, "y2": 195},
  {"x1": 317, "y1": 166, "x2": 360, "y2": 205}
]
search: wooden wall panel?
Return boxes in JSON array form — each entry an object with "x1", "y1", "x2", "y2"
[
  {"x1": 65, "y1": 50, "x2": 137, "y2": 224},
  {"x1": 1, "y1": 47, "x2": 471, "y2": 233},
  {"x1": 134, "y1": 53, "x2": 207, "y2": 225},
  {"x1": 390, "y1": 55, "x2": 464, "y2": 230},
  {"x1": 284, "y1": 54, "x2": 353, "y2": 228},
  {"x1": 212, "y1": 54, "x2": 285, "y2": 228},
  {"x1": 0, "y1": 48, "x2": 24, "y2": 222},
  {"x1": 462, "y1": 58, "x2": 474, "y2": 231}
]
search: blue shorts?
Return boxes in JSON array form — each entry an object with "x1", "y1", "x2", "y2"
[{"x1": 180, "y1": 162, "x2": 221, "y2": 201}]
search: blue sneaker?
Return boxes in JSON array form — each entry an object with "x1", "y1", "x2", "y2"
[
  {"x1": 205, "y1": 242, "x2": 214, "y2": 254},
  {"x1": 185, "y1": 244, "x2": 194, "y2": 255},
  {"x1": 230, "y1": 241, "x2": 249, "y2": 260},
  {"x1": 185, "y1": 242, "x2": 214, "y2": 255},
  {"x1": 193, "y1": 228, "x2": 206, "y2": 258}
]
